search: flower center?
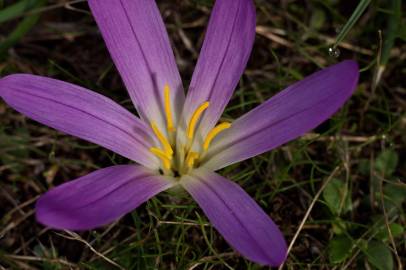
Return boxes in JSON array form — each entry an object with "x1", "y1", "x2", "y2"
[{"x1": 149, "y1": 84, "x2": 231, "y2": 176}]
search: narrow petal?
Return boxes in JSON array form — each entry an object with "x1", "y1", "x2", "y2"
[
  {"x1": 181, "y1": 0, "x2": 256, "y2": 138},
  {"x1": 0, "y1": 74, "x2": 158, "y2": 168},
  {"x1": 204, "y1": 60, "x2": 359, "y2": 170},
  {"x1": 88, "y1": 0, "x2": 184, "y2": 130},
  {"x1": 36, "y1": 165, "x2": 174, "y2": 230},
  {"x1": 181, "y1": 169, "x2": 287, "y2": 266}
]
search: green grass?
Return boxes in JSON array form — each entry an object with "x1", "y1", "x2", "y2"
[{"x1": 0, "y1": 0, "x2": 405, "y2": 269}]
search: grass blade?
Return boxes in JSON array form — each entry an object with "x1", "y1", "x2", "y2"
[
  {"x1": 0, "y1": 0, "x2": 46, "y2": 57},
  {"x1": 333, "y1": 0, "x2": 371, "y2": 48},
  {"x1": 0, "y1": 0, "x2": 37, "y2": 24}
]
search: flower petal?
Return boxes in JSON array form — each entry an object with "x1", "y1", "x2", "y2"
[
  {"x1": 88, "y1": 0, "x2": 184, "y2": 129},
  {"x1": 0, "y1": 74, "x2": 158, "y2": 168},
  {"x1": 181, "y1": 169, "x2": 287, "y2": 266},
  {"x1": 36, "y1": 165, "x2": 174, "y2": 230},
  {"x1": 181, "y1": 0, "x2": 256, "y2": 137},
  {"x1": 204, "y1": 60, "x2": 359, "y2": 170}
]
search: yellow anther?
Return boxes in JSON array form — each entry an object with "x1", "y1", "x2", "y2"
[
  {"x1": 164, "y1": 84, "x2": 175, "y2": 133},
  {"x1": 151, "y1": 122, "x2": 173, "y2": 156},
  {"x1": 203, "y1": 122, "x2": 232, "y2": 150},
  {"x1": 187, "y1": 102, "x2": 209, "y2": 140},
  {"x1": 186, "y1": 152, "x2": 199, "y2": 168},
  {"x1": 150, "y1": 147, "x2": 171, "y2": 169}
]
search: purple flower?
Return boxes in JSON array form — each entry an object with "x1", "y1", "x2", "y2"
[{"x1": 0, "y1": 0, "x2": 359, "y2": 266}]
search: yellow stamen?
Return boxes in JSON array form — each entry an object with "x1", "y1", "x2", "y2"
[
  {"x1": 164, "y1": 84, "x2": 175, "y2": 132},
  {"x1": 151, "y1": 122, "x2": 173, "y2": 156},
  {"x1": 150, "y1": 147, "x2": 171, "y2": 169},
  {"x1": 187, "y1": 102, "x2": 209, "y2": 139},
  {"x1": 186, "y1": 152, "x2": 199, "y2": 168},
  {"x1": 203, "y1": 122, "x2": 232, "y2": 150}
]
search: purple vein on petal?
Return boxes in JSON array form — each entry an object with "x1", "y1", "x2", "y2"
[
  {"x1": 0, "y1": 74, "x2": 158, "y2": 168},
  {"x1": 36, "y1": 165, "x2": 175, "y2": 230},
  {"x1": 191, "y1": 173, "x2": 271, "y2": 261},
  {"x1": 204, "y1": 60, "x2": 359, "y2": 170},
  {"x1": 16, "y1": 88, "x2": 151, "y2": 150},
  {"x1": 181, "y1": 0, "x2": 256, "y2": 138},
  {"x1": 181, "y1": 169, "x2": 287, "y2": 266},
  {"x1": 88, "y1": 0, "x2": 184, "y2": 130}
]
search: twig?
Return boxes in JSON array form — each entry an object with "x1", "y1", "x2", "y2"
[
  {"x1": 378, "y1": 174, "x2": 403, "y2": 270},
  {"x1": 0, "y1": 210, "x2": 35, "y2": 237},
  {"x1": 3, "y1": 254, "x2": 76, "y2": 267},
  {"x1": 301, "y1": 133, "x2": 380, "y2": 143},
  {"x1": 3, "y1": 195, "x2": 39, "y2": 217},
  {"x1": 187, "y1": 252, "x2": 236, "y2": 270},
  {"x1": 256, "y1": 26, "x2": 293, "y2": 48},
  {"x1": 56, "y1": 231, "x2": 125, "y2": 270},
  {"x1": 256, "y1": 25, "x2": 373, "y2": 56},
  {"x1": 158, "y1": 220, "x2": 210, "y2": 226},
  {"x1": 278, "y1": 166, "x2": 341, "y2": 270},
  {"x1": 341, "y1": 212, "x2": 399, "y2": 270},
  {"x1": 22, "y1": 0, "x2": 88, "y2": 17}
]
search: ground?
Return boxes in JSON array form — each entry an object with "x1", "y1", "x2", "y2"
[{"x1": 0, "y1": 0, "x2": 405, "y2": 269}]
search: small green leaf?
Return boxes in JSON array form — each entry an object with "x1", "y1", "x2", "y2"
[
  {"x1": 376, "y1": 223, "x2": 405, "y2": 241},
  {"x1": 323, "y1": 178, "x2": 352, "y2": 215},
  {"x1": 398, "y1": 18, "x2": 406, "y2": 41},
  {"x1": 332, "y1": 218, "x2": 348, "y2": 235},
  {"x1": 328, "y1": 235, "x2": 353, "y2": 264},
  {"x1": 357, "y1": 159, "x2": 371, "y2": 176},
  {"x1": 365, "y1": 240, "x2": 393, "y2": 270},
  {"x1": 375, "y1": 149, "x2": 398, "y2": 176},
  {"x1": 383, "y1": 184, "x2": 406, "y2": 211},
  {"x1": 310, "y1": 8, "x2": 326, "y2": 30}
]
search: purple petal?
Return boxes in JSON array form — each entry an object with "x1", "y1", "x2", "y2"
[
  {"x1": 88, "y1": 0, "x2": 184, "y2": 129},
  {"x1": 0, "y1": 74, "x2": 158, "y2": 168},
  {"x1": 36, "y1": 165, "x2": 174, "y2": 230},
  {"x1": 181, "y1": 0, "x2": 256, "y2": 137},
  {"x1": 181, "y1": 169, "x2": 287, "y2": 266},
  {"x1": 204, "y1": 60, "x2": 359, "y2": 170}
]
